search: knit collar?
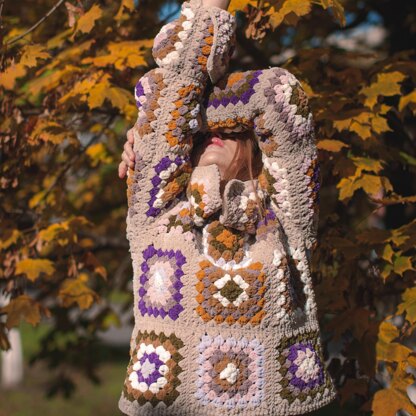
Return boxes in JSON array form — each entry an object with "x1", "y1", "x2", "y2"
[{"x1": 186, "y1": 164, "x2": 267, "y2": 234}]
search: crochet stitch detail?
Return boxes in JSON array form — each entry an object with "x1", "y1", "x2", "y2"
[{"x1": 120, "y1": 0, "x2": 337, "y2": 415}]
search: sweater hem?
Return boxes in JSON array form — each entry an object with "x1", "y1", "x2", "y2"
[{"x1": 118, "y1": 388, "x2": 338, "y2": 416}]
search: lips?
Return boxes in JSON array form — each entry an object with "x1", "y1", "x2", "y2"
[{"x1": 206, "y1": 135, "x2": 224, "y2": 147}]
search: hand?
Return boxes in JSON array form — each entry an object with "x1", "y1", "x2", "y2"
[{"x1": 118, "y1": 128, "x2": 135, "y2": 179}]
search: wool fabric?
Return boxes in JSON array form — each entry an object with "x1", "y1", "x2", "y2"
[{"x1": 119, "y1": 0, "x2": 338, "y2": 414}]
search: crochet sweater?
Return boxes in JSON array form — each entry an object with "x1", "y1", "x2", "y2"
[{"x1": 119, "y1": 0, "x2": 337, "y2": 414}]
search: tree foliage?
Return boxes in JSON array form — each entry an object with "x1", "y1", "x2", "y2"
[{"x1": 0, "y1": 0, "x2": 415, "y2": 413}]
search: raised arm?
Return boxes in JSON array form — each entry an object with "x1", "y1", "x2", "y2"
[{"x1": 126, "y1": 0, "x2": 236, "y2": 243}]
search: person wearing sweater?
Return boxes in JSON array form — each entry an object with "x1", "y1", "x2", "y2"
[{"x1": 118, "y1": 0, "x2": 337, "y2": 414}]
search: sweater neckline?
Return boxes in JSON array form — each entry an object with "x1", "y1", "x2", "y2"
[{"x1": 186, "y1": 164, "x2": 267, "y2": 233}]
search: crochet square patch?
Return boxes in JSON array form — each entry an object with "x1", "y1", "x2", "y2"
[
  {"x1": 138, "y1": 244, "x2": 186, "y2": 321},
  {"x1": 196, "y1": 334, "x2": 265, "y2": 408},
  {"x1": 123, "y1": 330, "x2": 184, "y2": 406},
  {"x1": 204, "y1": 220, "x2": 247, "y2": 264},
  {"x1": 276, "y1": 331, "x2": 331, "y2": 404},
  {"x1": 146, "y1": 154, "x2": 193, "y2": 218},
  {"x1": 195, "y1": 259, "x2": 267, "y2": 325}
]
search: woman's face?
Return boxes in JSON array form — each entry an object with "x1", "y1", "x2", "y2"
[{"x1": 191, "y1": 132, "x2": 240, "y2": 180}]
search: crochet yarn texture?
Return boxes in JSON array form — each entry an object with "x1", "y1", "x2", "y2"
[{"x1": 119, "y1": 0, "x2": 337, "y2": 414}]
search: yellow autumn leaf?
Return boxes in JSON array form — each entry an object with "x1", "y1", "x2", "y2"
[
  {"x1": 46, "y1": 28, "x2": 73, "y2": 49},
  {"x1": 29, "y1": 190, "x2": 47, "y2": 209},
  {"x1": 380, "y1": 263, "x2": 393, "y2": 281},
  {"x1": 371, "y1": 114, "x2": 391, "y2": 134},
  {"x1": 375, "y1": 322, "x2": 414, "y2": 364},
  {"x1": 115, "y1": 0, "x2": 135, "y2": 21},
  {"x1": 350, "y1": 120, "x2": 372, "y2": 140},
  {"x1": 396, "y1": 287, "x2": 416, "y2": 324},
  {"x1": 82, "y1": 40, "x2": 152, "y2": 70},
  {"x1": 15, "y1": 258, "x2": 55, "y2": 281},
  {"x1": 87, "y1": 79, "x2": 110, "y2": 109},
  {"x1": 351, "y1": 156, "x2": 384, "y2": 174},
  {"x1": 392, "y1": 255, "x2": 415, "y2": 277},
  {"x1": 337, "y1": 176, "x2": 358, "y2": 200},
  {"x1": 337, "y1": 173, "x2": 392, "y2": 200},
  {"x1": 267, "y1": 0, "x2": 312, "y2": 29},
  {"x1": 58, "y1": 273, "x2": 99, "y2": 310},
  {"x1": 59, "y1": 71, "x2": 111, "y2": 109},
  {"x1": 106, "y1": 87, "x2": 133, "y2": 111},
  {"x1": 0, "y1": 44, "x2": 50, "y2": 90},
  {"x1": 20, "y1": 44, "x2": 50, "y2": 68},
  {"x1": 372, "y1": 386, "x2": 414, "y2": 416},
  {"x1": 372, "y1": 363, "x2": 416, "y2": 416},
  {"x1": 38, "y1": 221, "x2": 73, "y2": 247},
  {"x1": 0, "y1": 295, "x2": 51, "y2": 329},
  {"x1": 317, "y1": 0, "x2": 345, "y2": 26},
  {"x1": 349, "y1": 111, "x2": 372, "y2": 139},
  {"x1": 317, "y1": 139, "x2": 349, "y2": 152},
  {"x1": 333, "y1": 111, "x2": 379, "y2": 140},
  {"x1": 228, "y1": 0, "x2": 258, "y2": 14},
  {"x1": 0, "y1": 229, "x2": 21, "y2": 250},
  {"x1": 74, "y1": 4, "x2": 103, "y2": 35},
  {"x1": 47, "y1": 40, "x2": 95, "y2": 70},
  {"x1": 358, "y1": 174, "x2": 393, "y2": 197},
  {"x1": 29, "y1": 118, "x2": 70, "y2": 145},
  {"x1": 86, "y1": 142, "x2": 113, "y2": 166},
  {"x1": 0, "y1": 61, "x2": 26, "y2": 90},
  {"x1": 360, "y1": 71, "x2": 407, "y2": 110},
  {"x1": 124, "y1": 103, "x2": 139, "y2": 123},
  {"x1": 399, "y1": 90, "x2": 416, "y2": 112},
  {"x1": 333, "y1": 117, "x2": 351, "y2": 132},
  {"x1": 26, "y1": 65, "x2": 82, "y2": 98},
  {"x1": 380, "y1": 243, "x2": 394, "y2": 263},
  {"x1": 390, "y1": 228, "x2": 410, "y2": 247}
]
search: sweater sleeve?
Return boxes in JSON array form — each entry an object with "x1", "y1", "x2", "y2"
[
  {"x1": 126, "y1": 0, "x2": 236, "y2": 240},
  {"x1": 203, "y1": 67, "x2": 319, "y2": 251},
  {"x1": 253, "y1": 68, "x2": 319, "y2": 255}
]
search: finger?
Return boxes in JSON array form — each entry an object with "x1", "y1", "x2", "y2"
[
  {"x1": 118, "y1": 161, "x2": 127, "y2": 179},
  {"x1": 122, "y1": 151, "x2": 135, "y2": 168},
  {"x1": 127, "y1": 128, "x2": 134, "y2": 143},
  {"x1": 124, "y1": 141, "x2": 135, "y2": 161}
]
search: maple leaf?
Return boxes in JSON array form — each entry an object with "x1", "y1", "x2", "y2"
[
  {"x1": 58, "y1": 273, "x2": 99, "y2": 310},
  {"x1": 396, "y1": 287, "x2": 416, "y2": 324},
  {"x1": 360, "y1": 71, "x2": 407, "y2": 110},
  {"x1": 15, "y1": 258, "x2": 55, "y2": 282},
  {"x1": 317, "y1": 139, "x2": 349, "y2": 152},
  {"x1": 73, "y1": 4, "x2": 102, "y2": 36},
  {"x1": 0, "y1": 295, "x2": 51, "y2": 329},
  {"x1": 266, "y1": 0, "x2": 312, "y2": 29}
]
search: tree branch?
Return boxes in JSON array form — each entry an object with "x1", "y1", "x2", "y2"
[{"x1": 5, "y1": 0, "x2": 65, "y2": 46}]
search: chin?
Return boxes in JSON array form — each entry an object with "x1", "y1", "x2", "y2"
[{"x1": 199, "y1": 155, "x2": 220, "y2": 166}]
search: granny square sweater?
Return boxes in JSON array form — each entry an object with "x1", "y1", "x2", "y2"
[{"x1": 118, "y1": 0, "x2": 338, "y2": 414}]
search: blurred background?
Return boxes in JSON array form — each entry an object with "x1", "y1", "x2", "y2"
[{"x1": 0, "y1": 0, "x2": 415, "y2": 415}]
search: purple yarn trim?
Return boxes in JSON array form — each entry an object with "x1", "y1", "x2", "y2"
[
  {"x1": 135, "y1": 79, "x2": 145, "y2": 109},
  {"x1": 146, "y1": 154, "x2": 190, "y2": 218},
  {"x1": 208, "y1": 70, "x2": 263, "y2": 109}
]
